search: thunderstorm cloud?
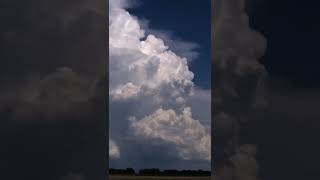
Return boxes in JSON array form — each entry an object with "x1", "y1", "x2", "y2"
[{"x1": 109, "y1": 0, "x2": 211, "y2": 168}]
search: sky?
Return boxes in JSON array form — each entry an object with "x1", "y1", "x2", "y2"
[
  {"x1": 248, "y1": 0, "x2": 320, "y2": 88},
  {"x1": 109, "y1": 0, "x2": 211, "y2": 170},
  {"x1": 128, "y1": 0, "x2": 211, "y2": 89},
  {"x1": 0, "y1": 0, "x2": 108, "y2": 179},
  {"x1": 2, "y1": 0, "x2": 320, "y2": 179},
  {"x1": 246, "y1": 0, "x2": 320, "y2": 179},
  {"x1": 212, "y1": 0, "x2": 320, "y2": 179},
  {"x1": 211, "y1": 1, "x2": 268, "y2": 180},
  {"x1": 209, "y1": 0, "x2": 320, "y2": 179}
]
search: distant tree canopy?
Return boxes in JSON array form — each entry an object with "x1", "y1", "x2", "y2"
[
  {"x1": 109, "y1": 168, "x2": 135, "y2": 175},
  {"x1": 109, "y1": 168, "x2": 211, "y2": 177}
]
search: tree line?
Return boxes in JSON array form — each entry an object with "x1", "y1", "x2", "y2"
[{"x1": 109, "y1": 168, "x2": 211, "y2": 176}]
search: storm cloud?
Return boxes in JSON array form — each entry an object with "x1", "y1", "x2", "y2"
[
  {"x1": 109, "y1": 0, "x2": 211, "y2": 169},
  {"x1": 0, "y1": 0, "x2": 107, "y2": 179}
]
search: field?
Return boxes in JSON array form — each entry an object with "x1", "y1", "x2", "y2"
[{"x1": 109, "y1": 176, "x2": 211, "y2": 180}]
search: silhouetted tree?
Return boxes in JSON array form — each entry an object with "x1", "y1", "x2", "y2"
[{"x1": 109, "y1": 168, "x2": 211, "y2": 177}]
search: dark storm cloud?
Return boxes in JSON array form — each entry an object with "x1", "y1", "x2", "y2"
[
  {"x1": 212, "y1": 0, "x2": 268, "y2": 179},
  {"x1": 138, "y1": 23, "x2": 201, "y2": 62},
  {"x1": 213, "y1": 1, "x2": 320, "y2": 180},
  {"x1": 0, "y1": 0, "x2": 107, "y2": 179},
  {"x1": 256, "y1": 82, "x2": 320, "y2": 179},
  {"x1": 242, "y1": 0, "x2": 320, "y2": 179},
  {"x1": 268, "y1": 82, "x2": 320, "y2": 123},
  {"x1": 0, "y1": 0, "x2": 106, "y2": 83}
]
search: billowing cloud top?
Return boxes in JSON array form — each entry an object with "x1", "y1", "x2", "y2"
[
  {"x1": 109, "y1": 5, "x2": 194, "y2": 102},
  {"x1": 108, "y1": 0, "x2": 211, "y2": 166}
]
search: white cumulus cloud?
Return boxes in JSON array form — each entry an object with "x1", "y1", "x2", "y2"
[
  {"x1": 130, "y1": 107, "x2": 211, "y2": 160},
  {"x1": 109, "y1": 0, "x2": 210, "y2": 162}
]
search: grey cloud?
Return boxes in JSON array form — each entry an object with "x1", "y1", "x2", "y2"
[
  {"x1": 186, "y1": 88, "x2": 211, "y2": 125},
  {"x1": 212, "y1": 0, "x2": 268, "y2": 180},
  {"x1": 3, "y1": 67, "x2": 104, "y2": 124},
  {"x1": 213, "y1": 112, "x2": 237, "y2": 138},
  {"x1": 0, "y1": 0, "x2": 108, "y2": 179},
  {"x1": 0, "y1": 0, "x2": 107, "y2": 84}
]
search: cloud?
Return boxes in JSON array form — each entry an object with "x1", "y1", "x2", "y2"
[
  {"x1": 212, "y1": 0, "x2": 267, "y2": 179},
  {"x1": 213, "y1": 112, "x2": 237, "y2": 138},
  {"x1": 0, "y1": 0, "x2": 108, "y2": 179},
  {"x1": 138, "y1": 23, "x2": 200, "y2": 62},
  {"x1": 109, "y1": 139, "x2": 121, "y2": 159},
  {"x1": 109, "y1": 0, "x2": 194, "y2": 101},
  {"x1": 109, "y1": 0, "x2": 139, "y2": 10},
  {"x1": 230, "y1": 145, "x2": 259, "y2": 179},
  {"x1": 130, "y1": 107, "x2": 211, "y2": 161},
  {"x1": 3, "y1": 67, "x2": 100, "y2": 124},
  {"x1": 109, "y1": 0, "x2": 210, "y2": 165},
  {"x1": 212, "y1": 0, "x2": 268, "y2": 139}
]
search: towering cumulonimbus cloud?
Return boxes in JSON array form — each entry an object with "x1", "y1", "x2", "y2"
[
  {"x1": 212, "y1": 0, "x2": 268, "y2": 179},
  {"x1": 109, "y1": 0, "x2": 211, "y2": 163}
]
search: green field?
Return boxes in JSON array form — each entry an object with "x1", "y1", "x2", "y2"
[{"x1": 110, "y1": 176, "x2": 211, "y2": 180}]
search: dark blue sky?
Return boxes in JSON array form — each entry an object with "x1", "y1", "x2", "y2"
[
  {"x1": 128, "y1": 0, "x2": 211, "y2": 89},
  {"x1": 248, "y1": 0, "x2": 320, "y2": 88}
]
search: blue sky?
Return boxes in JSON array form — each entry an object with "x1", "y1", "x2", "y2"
[{"x1": 128, "y1": 0, "x2": 211, "y2": 89}]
